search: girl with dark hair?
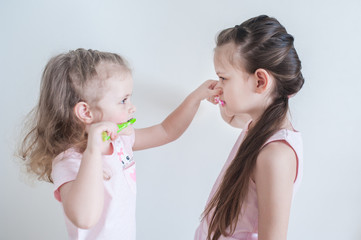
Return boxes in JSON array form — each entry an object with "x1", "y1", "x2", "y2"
[{"x1": 195, "y1": 15, "x2": 304, "y2": 240}]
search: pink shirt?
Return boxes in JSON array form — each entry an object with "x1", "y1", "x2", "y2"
[
  {"x1": 194, "y1": 123, "x2": 303, "y2": 240},
  {"x1": 51, "y1": 133, "x2": 136, "y2": 240}
]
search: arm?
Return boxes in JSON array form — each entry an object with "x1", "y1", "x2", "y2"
[
  {"x1": 133, "y1": 80, "x2": 221, "y2": 151},
  {"x1": 59, "y1": 122, "x2": 118, "y2": 229},
  {"x1": 254, "y1": 141, "x2": 297, "y2": 240}
]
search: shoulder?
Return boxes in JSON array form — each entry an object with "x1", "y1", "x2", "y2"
[
  {"x1": 53, "y1": 148, "x2": 82, "y2": 165},
  {"x1": 52, "y1": 148, "x2": 83, "y2": 179},
  {"x1": 254, "y1": 141, "x2": 297, "y2": 184},
  {"x1": 260, "y1": 141, "x2": 296, "y2": 162}
]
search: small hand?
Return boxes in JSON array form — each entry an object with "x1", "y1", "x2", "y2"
[
  {"x1": 198, "y1": 80, "x2": 223, "y2": 105},
  {"x1": 194, "y1": 80, "x2": 222, "y2": 102},
  {"x1": 102, "y1": 119, "x2": 136, "y2": 140},
  {"x1": 87, "y1": 121, "x2": 119, "y2": 153}
]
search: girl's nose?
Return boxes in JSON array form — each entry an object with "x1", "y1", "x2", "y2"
[
  {"x1": 129, "y1": 104, "x2": 136, "y2": 114},
  {"x1": 215, "y1": 80, "x2": 221, "y2": 87},
  {"x1": 215, "y1": 81, "x2": 223, "y2": 94}
]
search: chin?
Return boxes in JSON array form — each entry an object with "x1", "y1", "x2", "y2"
[{"x1": 223, "y1": 107, "x2": 235, "y2": 117}]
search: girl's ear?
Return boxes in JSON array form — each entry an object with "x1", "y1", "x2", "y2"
[
  {"x1": 74, "y1": 101, "x2": 93, "y2": 124},
  {"x1": 254, "y1": 69, "x2": 272, "y2": 93}
]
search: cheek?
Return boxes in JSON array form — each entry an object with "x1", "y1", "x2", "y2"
[
  {"x1": 115, "y1": 110, "x2": 129, "y2": 120},
  {"x1": 223, "y1": 87, "x2": 245, "y2": 111},
  {"x1": 223, "y1": 86, "x2": 238, "y2": 101},
  {"x1": 91, "y1": 108, "x2": 105, "y2": 122},
  {"x1": 100, "y1": 105, "x2": 127, "y2": 122}
]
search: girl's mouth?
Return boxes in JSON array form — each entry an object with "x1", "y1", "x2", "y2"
[
  {"x1": 117, "y1": 118, "x2": 136, "y2": 132},
  {"x1": 215, "y1": 96, "x2": 225, "y2": 106}
]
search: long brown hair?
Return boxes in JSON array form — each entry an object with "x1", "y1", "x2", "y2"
[
  {"x1": 203, "y1": 15, "x2": 304, "y2": 239},
  {"x1": 18, "y1": 49, "x2": 130, "y2": 183}
]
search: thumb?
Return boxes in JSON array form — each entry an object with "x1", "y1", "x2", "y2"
[
  {"x1": 207, "y1": 80, "x2": 219, "y2": 90},
  {"x1": 209, "y1": 88, "x2": 222, "y2": 96}
]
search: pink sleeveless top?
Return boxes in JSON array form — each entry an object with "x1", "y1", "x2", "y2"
[{"x1": 194, "y1": 122, "x2": 303, "y2": 240}]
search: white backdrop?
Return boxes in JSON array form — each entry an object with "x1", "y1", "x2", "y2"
[{"x1": 1, "y1": 0, "x2": 361, "y2": 239}]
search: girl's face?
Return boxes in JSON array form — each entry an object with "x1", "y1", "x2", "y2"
[
  {"x1": 213, "y1": 43, "x2": 259, "y2": 118},
  {"x1": 95, "y1": 64, "x2": 136, "y2": 135}
]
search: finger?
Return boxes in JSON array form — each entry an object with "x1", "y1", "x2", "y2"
[
  {"x1": 110, "y1": 132, "x2": 118, "y2": 140},
  {"x1": 208, "y1": 96, "x2": 219, "y2": 105},
  {"x1": 206, "y1": 96, "x2": 213, "y2": 103},
  {"x1": 209, "y1": 89, "x2": 222, "y2": 97},
  {"x1": 103, "y1": 122, "x2": 119, "y2": 140},
  {"x1": 207, "y1": 80, "x2": 219, "y2": 90}
]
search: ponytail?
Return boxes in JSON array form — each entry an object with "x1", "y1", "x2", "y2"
[
  {"x1": 204, "y1": 97, "x2": 289, "y2": 239},
  {"x1": 203, "y1": 15, "x2": 304, "y2": 239}
]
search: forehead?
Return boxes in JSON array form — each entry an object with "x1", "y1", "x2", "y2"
[
  {"x1": 102, "y1": 68, "x2": 133, "y2": 94},
  {"x1": 95, "y1": 62, "x2": 132, "y2": 88},
  {"x1": 96, "y1": 72, "x2": 133, "y2": 106},
  {"x1": 214, "y1": 43, "x2": 246, "y2": 73},
  {"x1": 96, "y1": 62, "x2": 129, "y2": 81},
  {"x1": 84, "y1": 62, "x2": 132, "y2": 104}
]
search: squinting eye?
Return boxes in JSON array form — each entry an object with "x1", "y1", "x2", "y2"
[
  {"x1": 219, "y1": 77, "x2": 226, "y2": 81},
  {"x1": 120, "y1": 98, "x2": 127, "y2": 104}
]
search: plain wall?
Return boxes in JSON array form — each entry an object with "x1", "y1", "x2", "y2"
[{"x1": 1, "y1": 0, "x2": 361, "y2": 239}]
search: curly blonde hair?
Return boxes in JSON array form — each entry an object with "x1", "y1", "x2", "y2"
[{"x1": 18, "y1": 49, "x2": 130, "y2": 183}]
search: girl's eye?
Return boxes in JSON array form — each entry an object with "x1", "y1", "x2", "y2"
[
  {"x1": 120, "y1": 98, "x2": 127, "y2": 104},
  {"x1": 219, "y1": 77, "x2": 226, "y2": 81}
]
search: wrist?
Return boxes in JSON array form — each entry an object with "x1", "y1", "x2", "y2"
[{"x1": 188, "y1": 90, "x2": 203, "y2": 104}]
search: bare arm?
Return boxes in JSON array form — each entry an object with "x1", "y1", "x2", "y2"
[
  {"x1": 254, "y1": 141, "x2": 297, "y2": 240},
  {"x1": 133, "y1": 80, "x2": 221, "y2": 151},
  {"x1": 59, "y1": 122, "x2": 118, "y2": 229}
]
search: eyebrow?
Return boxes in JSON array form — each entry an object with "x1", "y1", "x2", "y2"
[
  {"x1": 216, "y1": 71, "x2": 228, "y2": 76},
  {"x1": 119, "y1": 93, "x2": 132, "y2": 99}
]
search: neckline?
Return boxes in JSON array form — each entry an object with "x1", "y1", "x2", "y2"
[{"x1": 243, "y1": 119, "x2": 253, "y2": 132}]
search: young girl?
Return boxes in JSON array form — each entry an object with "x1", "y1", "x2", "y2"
[
  {"x1": 195, "y1": 15, "x2": 304, "y2": 240},
  {"x1": 19, "y1": 48, "x2": 220, "y2": 239}
]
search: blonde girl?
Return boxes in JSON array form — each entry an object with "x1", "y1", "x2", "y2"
[{"x1": 19, "y1": 49, "x2": 220, "y2": 239}]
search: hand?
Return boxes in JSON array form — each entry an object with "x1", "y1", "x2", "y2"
[
  {"x1": 198, "y1": 80, "x2": 251, "y2": 128},
  {"x1": 86, "y1": 121, "x2": 119, "y2": 154},
  {"x1": 118, "y1": 125, "x2": 135, "y2": 136},
  {"x1": 192, "y1": 80, "x2": 222, "y2": 102}
]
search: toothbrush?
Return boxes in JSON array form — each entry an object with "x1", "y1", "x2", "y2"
[
  {"x1": 214, "y1": 96, "x2": 225, "y2": 106},
  {"x1": 102, "y1": 118, "x2": 136, "y2": 141}
]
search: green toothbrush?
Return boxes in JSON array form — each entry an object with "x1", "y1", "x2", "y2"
[{"x1": 102, "y1": 118, "x2": 136, "y2": 141}]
